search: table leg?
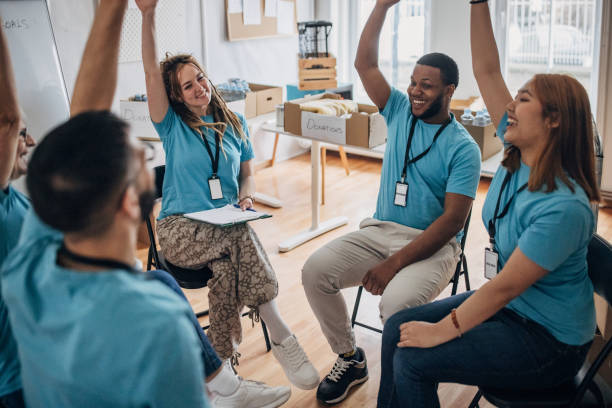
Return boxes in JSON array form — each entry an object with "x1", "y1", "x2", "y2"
[{"x1": 278, "y1": 140, "x2": 348, "y2": 252}]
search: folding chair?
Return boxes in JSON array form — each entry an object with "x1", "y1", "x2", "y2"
[{"x1": 350, "y1": 209, "x2": 473, "y2": 334}]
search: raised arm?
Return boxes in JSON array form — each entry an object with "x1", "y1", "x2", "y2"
[
  {"x1": 354, "y1": 0, "x2": 398, "y2": 110},
  {"x1": 0, "y1": 21, "x2": 21, "y2": 189},
  {"x1": 136, "y1": 0, "x2": 169, "y2": 123},
  {"x1": 70, "y1": 0, "x2": 128, "y2": 116},
  {"x1": 470, "y1": 1, "x2": 512, "y2": 128}
]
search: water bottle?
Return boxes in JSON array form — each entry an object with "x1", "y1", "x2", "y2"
[
  {"x1": 460, "y1": 108, "x2": 473, "y2": 125},
  {"x1": 473, "y1": 110, "x2": 488, "y2": 127}
]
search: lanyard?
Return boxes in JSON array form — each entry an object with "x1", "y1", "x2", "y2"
[
  {"x1": 487, "y1": 171, "x2": 528, "y2": 247},
  {"x1": 58, "y1": 244, "x2": 138, "y2": 274},
  {"x1": 401, "y1": 115, "x2": 452, "y2": 182},
  {"x1": 201, "y1": 129, "x2": 220, "y2": 176}
]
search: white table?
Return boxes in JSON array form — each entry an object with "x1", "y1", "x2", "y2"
[{"x1": 260, "y1": 121, "x2": 387, "y2": 252}]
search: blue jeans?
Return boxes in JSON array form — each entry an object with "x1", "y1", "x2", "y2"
[
  {"x1": 378, "y1": 291, "x2": 591, "y2": 408},
  {"x1": 0, "y1": 389, "x2": 24, "y2": 408},
  {"x1": 146, "y1": 270, "x2": 222, "y2": 377}
]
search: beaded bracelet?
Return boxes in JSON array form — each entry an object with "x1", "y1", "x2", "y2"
[{"x1": 451, "y1": 308, "x2": 463, "y2": 337}]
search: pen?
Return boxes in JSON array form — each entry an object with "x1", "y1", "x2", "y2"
[{"x1": 234, "y1": 203, "x2": 256, "y2": 212}]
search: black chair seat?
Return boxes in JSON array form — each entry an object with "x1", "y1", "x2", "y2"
[
  {"x1": 158, "y1": 253, "x2": 213, "y2": 290},
  {"x1": 480, "y1": 380, "x2": 579, "y2": 407}
]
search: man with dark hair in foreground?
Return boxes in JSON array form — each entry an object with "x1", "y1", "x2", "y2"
[
  {"x1": 0, "y1": 1, "x2": 289, "y2": 407},
  {"x1": 301, "y1": 0, "x2": 481, "y2": 404}
]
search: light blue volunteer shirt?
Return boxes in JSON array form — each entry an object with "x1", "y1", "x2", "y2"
[
  {"x1": 376, "y1": 88, "x2": 481, "y2": 238},
  {"x1": 482, "y1": 113, "x2": 595, "y2": 346},
  {"x1": 0, "y1": 185, "x2": 29, "y2": 398},
  {"x1": 152, "y1": 107, "x2": 255, "y2": 219},
  {"x1": 1, "y1": 210, "x2": 210, "y2": 408}
]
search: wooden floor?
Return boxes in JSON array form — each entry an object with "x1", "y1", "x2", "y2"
[{"x1": 138, "y1": 152, "x2": 612, "y2": 408}]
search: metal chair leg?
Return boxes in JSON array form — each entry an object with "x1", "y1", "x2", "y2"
[
  {"x1": 351, "y1": 286, "x2": 364, "y2": 328},
  {"x1": 468, "y1": 390, "x2": 482, "y2": 408},
  {"x1": 261, "y1": 320, "x2": 271, "y2": 352},
  {"x1": 463, "y1": 256, "x2": 470, "y2": 291},
  {"x1": 146, "y1": 246, "x2": 153, "y2": 271}
]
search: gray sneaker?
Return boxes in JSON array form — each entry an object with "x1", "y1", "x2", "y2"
[
  {"x1": 210, "y1": 377, "x2": 291, "y2": 408},
  {"x1": 271, "y1": 334, "x2": 320, "y2": 390}
]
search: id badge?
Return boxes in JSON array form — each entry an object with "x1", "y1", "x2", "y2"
[
  {"x1": 484, "y1": 248, "x2": 499, "y2": 279},
  {"x1": 208, "y1": 176, "x2": 223, "y2": 200},
  {"x1": 394, "y1": 182, "x2": 408, "y2": 207}
]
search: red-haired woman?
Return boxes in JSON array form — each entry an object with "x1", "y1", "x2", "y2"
[{"x1": 377, "y1": 1, "x2": 601, "y2": 407}]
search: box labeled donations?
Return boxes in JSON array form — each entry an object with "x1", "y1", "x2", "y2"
[{"x1": 284, "y1": 93, "x2": 387, "y2": 148}]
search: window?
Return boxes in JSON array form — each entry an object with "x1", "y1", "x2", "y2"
[
  {"x1": 335, "y1": 0, "x2": 428, "y2": 103},
  {"x1": 497, "y1": 0, "x2": 602, "y2": 103}
]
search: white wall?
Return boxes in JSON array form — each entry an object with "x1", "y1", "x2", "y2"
[
  {"x1": 46, "y1": 0, "x2": 95, "y2": 100},
  {"x1": 45, "y1": 0, "x2": 314, "y2": 166},
  {"x1": 200, "y1": 0, "x2": 314, "y2": 164},
  {"x1": 428, "y1": 0, "x2": 479, "y2": 100}
]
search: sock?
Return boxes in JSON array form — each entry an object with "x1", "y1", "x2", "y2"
[
  {"x1": 341, "y1": 349, "x2": 357, "y2": 359},
  {"x1": 206, "y1": 361, "x2": 240, "y2": 396},
  {"x1": 258, "y1": 300, "x2": 292, "y2": 345}
]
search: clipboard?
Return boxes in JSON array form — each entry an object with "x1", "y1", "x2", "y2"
[{"x1": 184, "y1": 204, "x2": 272, "y2": 227}]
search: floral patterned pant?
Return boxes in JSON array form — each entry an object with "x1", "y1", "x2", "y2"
[{"x1": 157, "y1": 216, "x2": 278, "y2": 360}]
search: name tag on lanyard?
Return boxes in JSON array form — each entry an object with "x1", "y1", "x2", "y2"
[
  {"x1": 208, "y1": 176, "x2": 223, "y2": 200},
  {"x1": 394, "y1": 116, "x2": 451, "y2": 207},
  {"x1": 201, "y1": 129, "x2": 223, "y2": 200},
  {"x1": 394, "y1": 182, "x2": 408, "y2": 207},
  {"x1": 484, "y1": 248, "x2": 499, "y2": 279}
]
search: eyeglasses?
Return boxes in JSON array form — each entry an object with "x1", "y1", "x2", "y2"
[{"x1": 142, "y1": 141, "x2": 155, "y2": 162}]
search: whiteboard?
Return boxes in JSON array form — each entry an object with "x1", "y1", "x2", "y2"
[
  {"x1": 0, "y1": 0, "x2": 70, "y2": 143},
  {"x1": 0, "y1": 0, "x2": 70, "y2": 192}
]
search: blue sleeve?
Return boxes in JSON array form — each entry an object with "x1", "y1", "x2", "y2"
[
  {"x1": 127, "y1": 298, "x2": 209, "y2": 408},
  {"x1": 236, "y1": 113, "x2": 255, "y2": 162},
  {"x1": 152, "y1": 107, "x2": 181, "y2": 147},
  {"x1": 381, "y1": 87, "x2": 411, "y2": 127},
  {"x1": 496, "y1": 112, "x2": 511, "y2": 147},
  {"x1": 17, "y1": 209, "x2": 63, "y2": 246},
  {"x1": 146, "y1": 317, "x2": 209, "y2": 407},
  {"x1": 446, "y1": 139, "x2": 482, "y2": 199},
  {"x1": 518, "y1": 199, "x2": 593, "y2": 271}
]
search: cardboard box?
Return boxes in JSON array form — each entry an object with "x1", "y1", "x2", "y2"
[
  {"x1": 451, "y1": 107, "x2": 502, "y2": 161},
  {"x1": 244, "y1": 83, "x2": 283, "y2": 119},
  {"x1": 464, "y1": 121, "x2": 503, "y2": 161},
  {"x1": 284, "y1": 93, "x2": 387, "y2": 148}
]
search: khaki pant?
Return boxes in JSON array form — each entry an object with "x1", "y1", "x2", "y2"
[
  {"x1": 157, "y1": 216, "x2": 278, "y2": 360},
  {"x1": 302, "y1": 218, "x2": 460, "y2": 355}
]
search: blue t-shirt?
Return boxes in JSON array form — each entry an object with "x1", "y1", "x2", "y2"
[
  {"x1": 152, "y1": 108, "x2": 255, "y2": 219},
  {"x1": 375, "y1": 88, "x2": 481, "y2": 238},
  {"x1": 1, "y1": 211, "x2": 209, "y2": 407},
  {"x1": 0, "y1": 185, "x2": 29, "y2": 397},
  {"x1": 482, "y1": 113, "x2": 595, "y2": 346}
]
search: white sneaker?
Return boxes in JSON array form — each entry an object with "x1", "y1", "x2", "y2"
[
  {"x1": 271, "y1": 334, "x2": 319, "y2": 390},
  {"x1": 210, "y1": 377, "x2": 291, "y2": 408}
]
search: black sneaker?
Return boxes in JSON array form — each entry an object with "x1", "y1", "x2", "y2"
[{"x1": 316, "y1": 347, "x2": 368, "y2": 405}]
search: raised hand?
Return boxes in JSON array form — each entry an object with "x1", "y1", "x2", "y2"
[{"x1": 135, "y1": 0, "x2": 158, "y2": 13}]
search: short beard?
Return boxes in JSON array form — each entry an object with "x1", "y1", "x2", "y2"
[{"x1": 413, "y1": 92, "x2": 444, "y2": 120}]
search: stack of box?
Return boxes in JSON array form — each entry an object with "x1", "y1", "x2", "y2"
[
  {"x1": 298, "y1": 54, "x2": 338, "y2": 91},
  {"x1": 450, "y1": 97, "x2": 503, "y2": 161}
]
